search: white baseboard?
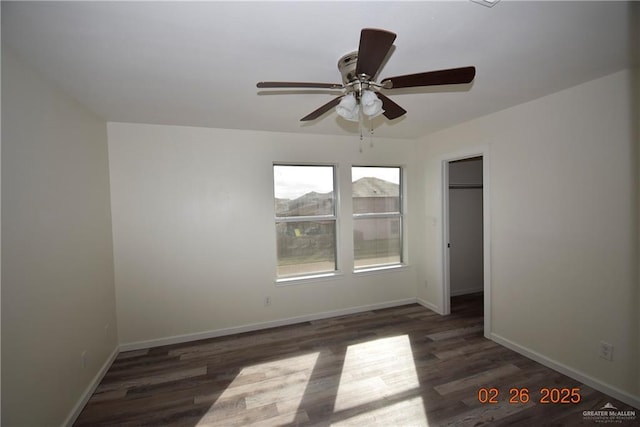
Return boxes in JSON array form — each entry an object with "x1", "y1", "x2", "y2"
[
  {"x1": 63, "y1": 345, "x2": 119, "y2": 427},
  {"x1": 120, "y1": 298, "x2": 418, "y2": 352},
  {"x1": 416, "y1": 297, "x2": 442, "y2": 314},
  {"x1": 490, "y1": 333, "x2": 640, "y2": 410}
]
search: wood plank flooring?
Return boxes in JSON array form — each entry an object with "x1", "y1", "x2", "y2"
[{"x1": 74, "y1": 294, "x2": 637, "y2": 426}]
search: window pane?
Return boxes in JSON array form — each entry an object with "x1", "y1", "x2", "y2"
[
  {"x1": 276, "y1": 220, "x2": 336, "y2": 276},
  {"x1": 274, "y1": 165, "x2": 334, "y2": 217},
  {"x1": 352, "y1": 167, "x2": 400, "y2": 214},
  {"x1": 353, "y1": 218, "x2": 401, "y2": 268}
]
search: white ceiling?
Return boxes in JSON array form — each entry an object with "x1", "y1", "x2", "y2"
[{"x1": 3, "y1": 1, "x2": 638, "y2": 139}]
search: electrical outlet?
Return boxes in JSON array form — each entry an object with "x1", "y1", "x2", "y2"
[
  {"x1": 105, "y1": 322, "x2": 110, "y2": 338},
  {"x1": 599, "y1": 341, "x2": 613, "y2": 361},
  {"x1": 81, "y1": 350, "x2": 88, "y2": 369},
  {"x1": 264, "y1": 296, "x2": 271, "y2": 306}
]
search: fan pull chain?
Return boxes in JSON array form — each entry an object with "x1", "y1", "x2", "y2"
[
  {"x1": 369, "y1": 118, "x2": 374, "y2": 148},
  {"x1": 357, "y1": 115, "x2": 375, "y2": 152},
  {"x1": 358, "y1": 108, "x2": 364, "y2": 152}
]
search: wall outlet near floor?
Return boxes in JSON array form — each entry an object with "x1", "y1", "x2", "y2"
[
  {"x1": 599, "y1": 341, "x2": 613, "y2": 361},
  {"x1": 81, "y1": 350, "x2": 88, "y2": 369},
  {"x1": 264, "y1": 296, "x2": 271, "y2": 306}
]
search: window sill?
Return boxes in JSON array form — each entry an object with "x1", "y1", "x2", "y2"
[
  {"x1": 276, "y1": 271, "x2": 343, "y2": 286},
  {"x1": 353, "y1": 263, "x2": 409, "y2": 276}
]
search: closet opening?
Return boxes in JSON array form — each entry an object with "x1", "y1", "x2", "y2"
[{"x1": 442, "y1": 154, "x2": 489, "y2": 335}]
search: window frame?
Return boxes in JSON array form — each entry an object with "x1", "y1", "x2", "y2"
[
  {"x1": 352, "y1": 165, "x2": 404, "y2": 272},
  {"x1": 273, "y1": 163, "x2": 339, "y2": 282}
]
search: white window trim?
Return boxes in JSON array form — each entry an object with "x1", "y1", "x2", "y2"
[
  {"x1": 273, "y1": 163, "x2": 340, "y2": 280},
  {"x1": 352, "y1": 165, "x2": 405, "y2": 272},
  {"x1": 354, "y1": 263, "x2": 410, "y2": 275},
  {"x1": 275, "y1": 271, "x2": 344, "y2": 286}
]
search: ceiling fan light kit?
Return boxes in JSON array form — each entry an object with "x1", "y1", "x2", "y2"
[
  {"x1": 336, "y1": 93, "x2": 359, "y2": 122},
  {"x1": 361, "y1": 90, "x2": 384, "y2": 117},
  {"x1": 257, "y1": 28, "x2": 476, "y2": 127},
  {"x1": 336, "y1": 90, "x2": 384, "y2": 122}
]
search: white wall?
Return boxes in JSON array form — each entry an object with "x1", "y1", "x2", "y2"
[
  {"x1": 1, "y1": 50, "x2": 117, "y2": 426},
  {"x1": 416, "y1": 69, "x2": 639, "y2": 403},
  {"x1": 107, "y1": 123, "x2": 419, "y2": 347},
  {"x1": 449, "y1": 158, "x2": 483, "y2": 296}
]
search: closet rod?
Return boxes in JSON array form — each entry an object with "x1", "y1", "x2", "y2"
[{"x1": 449, "y1": 183, "x2": 483, "y2": 189}]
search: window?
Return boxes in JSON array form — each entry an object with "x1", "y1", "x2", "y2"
[
  {"x1": 274, "y1": 165, "x2": 337, "y2": 278},
  {"x1": 352, "y1": 166, "x2": 403, "y2": 269}
]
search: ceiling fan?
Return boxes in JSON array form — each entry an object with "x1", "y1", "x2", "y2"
[{"x1": 257, "y1": 28, "x2": 476, "y2": 122}]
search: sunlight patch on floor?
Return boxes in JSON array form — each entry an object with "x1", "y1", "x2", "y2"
[
  {"x1": 334, "y1": 335, "x2": 427, "y2": 424},
  {"x1": 333, "y1": 395, "x2": 429, "y2": 427},
  {"x1": 195, "y1": 352, "x2": 320, "y2": 426}
]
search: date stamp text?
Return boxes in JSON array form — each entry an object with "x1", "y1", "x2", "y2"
[{"x1": 477, "y1": 387, "x2": 581, "y2": 404}]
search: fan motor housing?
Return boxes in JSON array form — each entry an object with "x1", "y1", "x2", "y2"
[{"x1": 337, "y1": 52, "x2": 359, "y2": 85}]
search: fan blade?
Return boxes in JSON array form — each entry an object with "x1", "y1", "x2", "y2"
[
  {"x1": 381, "y1": 66, "x2": 476, "y2": 89},
  {"x1": 376, "y1": 93, "x2": 407, "y2": 120},
  {"x1": 355, "y1": 28, "x2": 397, "y2": 78},
  {"x1": 257, "y1": 81, "x2": 343, "y2": 89},
  {"x1": 300, "y1": 96, "x2": 343, "y2": 121}
]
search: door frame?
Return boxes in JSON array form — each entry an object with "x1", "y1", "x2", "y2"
[{"x1": 441, "y1": 149, "x2": 491, "y2": 337}]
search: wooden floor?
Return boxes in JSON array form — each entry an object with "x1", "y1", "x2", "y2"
[{"x1": 75, "y1": 294, "x2": 636, "y2": 426}]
